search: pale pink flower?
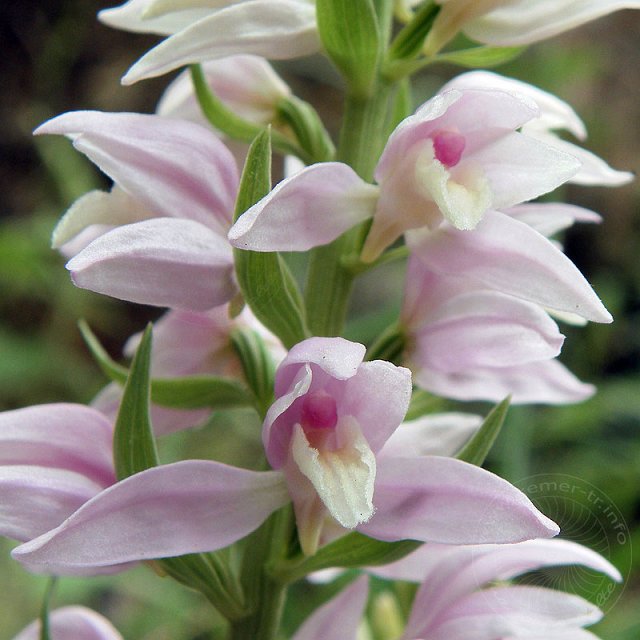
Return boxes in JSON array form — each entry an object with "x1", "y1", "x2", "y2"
[
  {"x1": 13, "y1": 338, "x2": 558, "y2": 575},
  {"x1": 35, "y1": 111, "x2": 239, "y2": 310},
  {"x1": 292, "y1": 538, "x2": 620, "y2": 640},
  {"x1": 401, "y1": 251, "x2": 601, "y2": 404},
  {"x1": 442, "y1": 71, "x2": 634, "y2": 187},
  {"x1": 156, "y1": 54, "x2": 291, "y2": 126},
  {"x1": 93, "y1": 304, "x2": 285, "y2": 435},
  {"x1": 229, "y1": 85, "x2": 581, "y2": 261},
  {"x1": 421, "y1": 0, "x2": 640, "y2": 56},
  {"x1": 12, "y1": 606, "x2": 122, "y2": 640},
  {"x1": 98, "y1": 0, "x2": 319, "y2": 85}
]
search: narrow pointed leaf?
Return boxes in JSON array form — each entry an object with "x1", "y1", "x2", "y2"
[
  {"x1": 273, "y1": 532, "x2": 421, "y2": 583},
  {"x1": 436, "y1": 45, "x2": 525, "y2": 68},
  {"x1": 79, "y1": 320, "x2": 255, "y2": 410},
  {"x1": 113, "y1": 324, "x2": 159, "y2": 480},
  {"x1": 456, "y1": 396, "x2": 510, "y2": 466},
  {"x1": 388, "y1": 1, "x2": 440, "y2": 61},
  {"x1": 316, "y1": 0, "x2": 381, "y2": 96},
  {"x1": 233, "y1": 129, "x2": 310, "y2": 349}
]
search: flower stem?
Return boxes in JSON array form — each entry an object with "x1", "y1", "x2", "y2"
[{"x1": 304, "y1": 83, "x2": 393, "y2": 336}]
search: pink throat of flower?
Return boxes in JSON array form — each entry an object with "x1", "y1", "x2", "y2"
[
  {"x1": 432, "y1": 130, "x2": 466, "y2": 168},
  {"x1": 300, "y1": 390, "x2": 338, "y2": 430}
]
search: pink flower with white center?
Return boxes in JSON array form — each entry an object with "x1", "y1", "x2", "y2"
[
  {"x1": 35, "y1": 111, "x2": 239, "y2": 310},
  {"x1": 401, "y1": 251, "x2": 601, "y2": 404},
  {"x1": 293, "y1": 538, "x2": 620, "y2": 640},
  {"x1": 418, "y1": 0, "x2": 640, "y2": 56},
  {"x1": 12, "y1": 606, "x2": 122, "y2": 640},
  {"x1": 157, "y1": 54, "x2": 292, "y2": 126},
  {"x1": 443, "y1": 71, "x2": 634, "y2": 187},
  {"x1": 12, "y1": 338, "x2": 559, "y2": 575},
  {"x1": 98, "y1": 0, "x2": 319, "y2": 85},
  {"x1": 229, "y1": 84, "x2": 581, "y2": 262},
  {"x1": 93, "y1": 304, "x2": 285, "y2": 435}
]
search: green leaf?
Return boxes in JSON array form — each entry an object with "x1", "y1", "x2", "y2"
[
  {"x1": 316, "y1": 0, "x2": 381, "y2": 96},
  {"x1": 366, "y1": 323, "x2": 406, "y2": 363},
  {"x1": 388, "y1": 1, "x2": 439, "y2": 62},
  {"x1": 276, "y1": 95, "x2": 335, "y2": 163},
  {"x1": 38, "y1": 577, "x2": 57, "y2": 640},
  {"x1": 272, "y1": 533, "x2": 421, "y2": 583},
  {"x1": 233, "y1": 130, "x2": 310, "y2": 349},
  {"x1": 457, "y1": 396, "x2": 511, "y2": 466},
  {"x1": 405, "y1": 388, "x2": 446, "y2": 421},
  {"x1": 190, "y1": 65, "x2": 312, "y2": 163},
  {"x1": 435, "y1": 45, "x2": 525, "y2": 68},
  {"x1": 113, "y1": 324, "x2": 159, "y2": 480},
  {"x1": 78, "y1": 320, "x2": 255, "y2": 410}
]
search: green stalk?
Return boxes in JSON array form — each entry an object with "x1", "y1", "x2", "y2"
[{"x1": 305, "y1": 83, "x2": 393, "y2": 336}]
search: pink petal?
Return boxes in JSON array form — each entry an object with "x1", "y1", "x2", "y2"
[
  {"x1": 426, "y1": 586, "x2": 601, "y2": 640},
  {"x1": 359, "y1": 456, "x2": 559, "y2": 544},
  {"x1": 0, "y1": 466, "x2": 103, "y2": 542},
  {"x1": 67, "y1": 218, "x2": 236, "y2": 311},
  {"x1": 413, "y1": 352, "x2": 596, "y2": 404},
  {"x1": 122, "y1": 0, "x2": 320, "y2": 84},
  {"x1": 339, "y1": 360, "x2": 412, "y2": 453},
  {"x1": 291, "y1": 576, "x2": 369, "y2": 640},
  {"x1": 464, "y1": 1, "x2": 640, "y2": 46},
  {"x1": 379, "y1": 413, "x2": 482, "y2": 459},
  {"x1": 0, "y1": 404, "x2": 114, "y2": 486},
  {"x1": 35, "y1": 111, "x2": 238, "y2": 234},
  {"x1": 98, "y1": 0, "x2": 212, "y2": 35},
  {"x1": 229, "y1": 163, "x2": 378, "y2": 252},
  {"x1": 409, "y1": 210, "x2": 612, "y2": 323},
  {"x1": 13, "y1": 605, "x2": 123, "y2": 640},
  {"x1": 13, "y1": 461, "x2": 289, "y2": 575},
  {"x1": 504, "y1": 203, "x2": 602, "y2": 238}
]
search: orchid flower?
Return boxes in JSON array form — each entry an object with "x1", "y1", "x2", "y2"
[
  {"x1": 229, "y1": 83, "x2": 581, "y2": 262},
  {"x1": 93, "y1": 304, "x2": 285, "y2": 435},
  {"x1": 35, "y1": 111, "x2": 239, "y2": 310},
  {"x1": 442, "y1": 71, "x2": 634, "y2": 187},
  {"x1": 98, "y1": 0, "x2": 319, "y2": 85},
  {"x1": 292, "y1": 538, "x2": 620, "y2": 640},
  {"x1": 12, "y1": 606, "x2": 123, "y2": 640},
  {"x1": 400, "y1": 251, "x2": 600, "y2": 404},
  {"x1": 12, "y1": 337, "x2": 558, "y2": 575},
  {"x1": 419, "y1": 0, "x2": 640, "y2": 56},
  {"x1": 156, "y1": 54, "x2": 292, "y2": 127}
]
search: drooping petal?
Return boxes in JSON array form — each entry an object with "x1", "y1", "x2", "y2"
[
  {"x1": 51, "y1": 187, "x2": 154, "y2": 250},
  {"x1": 291, "y1": 576, "x2": 369, "y2": 640},
  {"x1": 410, "y1": 290, "x2": 565, "y2": 371},
  {"x1": 408, "y1": 210, "x2": 612, "y2": 323},
  {"x1": 504, "y1": 203, "x2": 602, "y2": 238},
  {"x1": 13, "y1": 606, "x2": 123, "y2": 640},
  {"x1": 35, "y1": 111, "x2": 238, "y2": 234},
  {"x1": 413, "y1": 357, "x2": 595, "y2": 404},
  {"x1": 339, "y1": 360, "x2": 412, "y2": 453},
  {"x1": 379, "y1": 413, "x2": 482, "y2": 459},
  {"x1": 229, "y1": 163, "x2": 378, "y2": 252},
  {"x1": 424, "y1": 586, "x2": 601, "y2": 640},
  {"x1": 463, "y1": 1, "x2": 640, "y2": 47},
  {"x1": 13, "y1": 461, "x2": 290, "y2": 575},
  {"x1": 122, "y1": 0, "x2": 320, "y2": 84},
  {"x1": 0, "y1": 404, "x2": 114, "y2": 486},
  {"x1": 98, "y1": 0, "x2": 213, "y2": 34},
  {"x1": 67, "y1": 218, "x2": 236, "y2": 311},
  {"x1": 359, "y1": 455, "x2": 559, "y2": 545},
  {"x1": 0, "y1": 466, "x2": 104, "y2": 542}
]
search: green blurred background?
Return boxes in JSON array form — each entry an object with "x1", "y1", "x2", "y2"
[{"x1": 1, "y1": 2, "x2": 639, "y2": 638}]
